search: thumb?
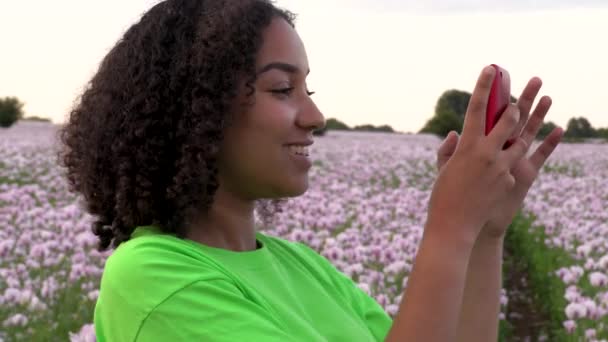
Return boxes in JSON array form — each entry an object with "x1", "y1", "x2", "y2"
[
  {"x1": 437, "y1": 131, "x2": 459, "y2": 170},
  {"x1": 438, "y1": 131, "x2": 459, "y2": 155}
]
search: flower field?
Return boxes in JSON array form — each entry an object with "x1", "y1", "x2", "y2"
[{"x1": 1, "y1": 121, "x2": 606, "y2": 341}]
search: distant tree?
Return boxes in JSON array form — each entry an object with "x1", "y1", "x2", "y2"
[
  {"x1": 353, "y1": 124, "x2": 373, "y2": 131},
  {"x1": 23, "y1": 115, "x2": 52, "y2": 123},
  {"x1": 419, "y1": 109, "x2": 462, "y2": 137},
  {"x1": 596, "y1": 127, "x2": 608, "y2": 140},
  {"x1": 376, "y1": 124, "x2": 395, "y2": 133},
  {"x1": 313, "y1": 125, "x2": 327, "y2": 136},
  {"x1": 353, "y1": 124, "x2": 395, "y2": 133},
  {"x1": 538, "y1": 121, "x2": 558, "y2": 140},
  {"x1": 316, "y1": 118, "x2": 395, "y2": 134},
  {"x1": 0, "y1": 96, "x2": 25, "y2": 128},
  {"x1": 435, "y1": 90, "x2": 471, "y2": 122},
  {"x1": 565, "y1": 117, "x2": 596, "y2": 138},
  {"x1": 325, "y1": 118, "x2": 351, "y2": 130},
  {"x1": 421, "y1": 89, "x2": 518, "y2": 137}
]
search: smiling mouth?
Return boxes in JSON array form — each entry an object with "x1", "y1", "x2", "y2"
[{"x1": 286, "y1": 144, "x2": 309, "y2": 157}]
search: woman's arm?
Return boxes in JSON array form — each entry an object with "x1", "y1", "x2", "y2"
[
  {"x1": 384, "y1": 217, "x2": 477, "y2": 342},
  {"x1": 456, "y1": 233, "x2": 504, "y2": 342}
]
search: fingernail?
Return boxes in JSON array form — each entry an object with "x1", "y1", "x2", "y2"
[{"x1": 486, "y1": 65, "x2": 496, "y2": 76}]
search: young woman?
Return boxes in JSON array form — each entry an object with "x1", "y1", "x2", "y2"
[{"x1": 58, "y1": 0, "x2": 563, "y2": 341}]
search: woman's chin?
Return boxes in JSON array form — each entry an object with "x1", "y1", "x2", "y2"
[
  {"x1": 255, "y1": 174, "x2": 309, "y2": 199},
  {"x1": 281, "y1": 176, "x2": 309, "y2": 197}
]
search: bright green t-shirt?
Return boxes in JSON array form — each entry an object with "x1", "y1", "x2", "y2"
[{"x1": 93, "y1": 225, "x2": 393, "y2": 341}]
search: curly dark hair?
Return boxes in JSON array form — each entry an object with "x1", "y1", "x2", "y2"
[{"x1": 57, "y1": 0, "x2": 295, "y2": 251}]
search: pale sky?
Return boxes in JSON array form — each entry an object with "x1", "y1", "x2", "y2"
[{"x1": 1, "y1": 1, "x2": 607, "y2": 133}]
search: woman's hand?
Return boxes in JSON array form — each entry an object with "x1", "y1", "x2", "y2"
[{"x1": 435, "y1": 71, "x2": 564, "y2": 240}]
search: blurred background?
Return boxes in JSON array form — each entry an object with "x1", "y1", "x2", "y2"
[
  {"x1": 1, "y1": 0, "x2": 607, "y2": 137},
  {"x1": 1, "y1": 1, "x2": 607, "y2": 341}
]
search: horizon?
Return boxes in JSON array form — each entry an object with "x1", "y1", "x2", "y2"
[{"x1": 1, "y1": 0, "x2": 607, "y2": 133}]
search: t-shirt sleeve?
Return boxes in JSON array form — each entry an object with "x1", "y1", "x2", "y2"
[
  {"x1": 329, "y1": 264, "x2": 393, "y2": 342},
  {"x1": 135, "y1": 279, "x2": 296, "y2": 342},
  {"x1": 293, "y1": 242, "x2": 393, "y2": 342}
]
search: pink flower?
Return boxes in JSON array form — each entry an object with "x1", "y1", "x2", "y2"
[
  {"x1": 570, "y1": 266, "x2": 584, "y2": 278},
  {"x1": 386, "y1": 304, "x2": 399, "y2": 316},
  {"x1": 357, "y1": 282, "x2": 371, "y2": 296},
  {"x1": 385, "y1": 261, "x2": 407, "y2": 276},
  {"x1": 562, "y1": 272, "x2": 578, "y2": 284},
  {"x1": 563, "y1": 320, "x2": 577, "y2": 334},
  {"x1": 87, "y1": 290, "x2": 100, "y2": 301},
  {"x1": 375, "y1": 293, "x2": 388, "y2": 307},
  {"x1": 581, "y1": 299, "x2": 598, "y2": 319},
  {"x1": 500, "y1": 293, "x2": 509, "y2": 306},
  {"x1": 589, "y1": 272, "x2": 608, "y2": 287},
  {"x1": 599, "y1": 254, "x2": 608, "y2": 269},
  {"x1": 565, "y1": 302, "x2": 587, "y2": 319},
  {"x1": 3, "y1": 313, "x2": 28, "y2": 327},
  {"x1": 69, "y1": 323, "x2": 96, "y2": 342},
  {"x1": 576, "y1": 244, "x2": 592, "y2": 258}
]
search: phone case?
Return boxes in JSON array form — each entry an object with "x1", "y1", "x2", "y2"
[{"x1": 485, "y1": 64, "x2": 515, "y2": 149}]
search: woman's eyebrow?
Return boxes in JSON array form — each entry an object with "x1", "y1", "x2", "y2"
[{"x1": 256, "y1": 62, "x2": 310, "y2": 76}]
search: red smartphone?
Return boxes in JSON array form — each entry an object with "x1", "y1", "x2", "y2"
[{"x1": 485, "y1": 64, "x2": 515, "y2": 149}]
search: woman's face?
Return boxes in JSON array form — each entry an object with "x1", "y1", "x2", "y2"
[{"x1": 217, "y1": 17, "x2": 325, "y2": 200}]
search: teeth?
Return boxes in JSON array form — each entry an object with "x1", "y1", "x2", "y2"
[{"x1": 288, "y1": 145, "x2": 309, "y2": 156}]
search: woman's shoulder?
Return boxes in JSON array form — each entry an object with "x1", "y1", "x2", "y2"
[
  {"x1": 98, "y1": 227, "x2": 231, "y2": 312},
  {"x1": 256, "y1": 232, "x2": 337, "y2": 278},
  {"x1": 94, "y1": 227, "x2": 236, "y2": 341},
  {"x1": 103, "y1": 227, "x2": 228, "y2": 284},
  {"x1": 256, "y1": 231, "x2": 315, "y2": 260}
]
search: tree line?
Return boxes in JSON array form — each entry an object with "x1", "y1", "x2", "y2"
[
  {"x1": 2, "y1": 95, "x2": 605, "y2": 143},
  {"x1": 419, "y1": 90, "x2": 608, "y2": 142},
  {"x1": 0, "y1": 97, "x2": 51, "y2": 127},
  {"x1": 312, "y1": 119, "x2": 396, "y2": 136}
]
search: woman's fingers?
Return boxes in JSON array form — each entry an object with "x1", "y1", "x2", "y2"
[
  {"x1": 436, "y1": 131, "x2": 459, "y2": 171},
  {"x1": 528, "y1": 127, "x2": 564, "y2": 171},
  {"x1": 461, "y1": 66, "x2": 495, "y2": 144},
  {"x1": 489, "y1": 103, "x2": 521, "y2": 151},
  {"x1": 520, "y1": 96, "x2": 553, "y2": 146},
  {"x1": 503, "y1": 135, "x2": 529, "y2": 168},
  {"x1": 516, "y1": 77, "x2": 543, "y2": 127}
]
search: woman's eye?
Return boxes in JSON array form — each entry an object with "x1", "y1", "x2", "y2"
[
  {"x1": 271, "y1": 87, "x2": 295, "y2": 96},
  {"x1": 270, "y1": 87, "x2": 315, "y2": 97}
]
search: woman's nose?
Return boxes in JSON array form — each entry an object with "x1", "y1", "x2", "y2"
[{"x1": 297, "y1": 98, "x2": 325, "y2": 131}]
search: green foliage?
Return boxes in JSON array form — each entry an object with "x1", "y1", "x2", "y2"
[
  {"x1": 538, "y1": 121, "x2": 558, "y2": 139},
  {"x1": 352, "y1": 124, "x2": 395, "y2": 133},
  {"x1": 596, "y1": 127, "x2": 608, "y2": 139},
  {"x1": 505, "y1": 212, "x2": 602, "y2": 341},
  {"x1": 0, "y1": 252, "x2": 97, "y2": 341},
  {"x1": 565, "y1": 117, "x2": 596, "y2": 139},
  {"x1": 435, "y1": 89, "x2": 471, "y2": 122},
  {"x1": 325, "y1": 118, "x2": 351, "y2": 130},
  {"x1": 313, "y1": 125, "x2": 327, "y2": 136},
  {"x1": 420, "y1": 89, "x2": 471, "y2": 137},
  {"x1": 23, "y1": 116, "x2": 52, "y2": 123},
  {"x1": 314, "y1": 118, "x2": 396, "y2": 135},
  {"x1": 498, "y1": 319, "x2": 514, "y2": 342},
  {"x1": 419, "y1": 89, "x2": 522, "y2": 138},
  {"x1": 0, "y1": 96, "x2": 25, "y2": 128},
  {"x1": 419, "y1": 109, "x2": 462, "y2": 137},
  {"x1": 539, "y1": 117, "x2": 607, "y2": 142},
  {"x1": 379, "y1": 170, "x2": 401, "y2": 189}
]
